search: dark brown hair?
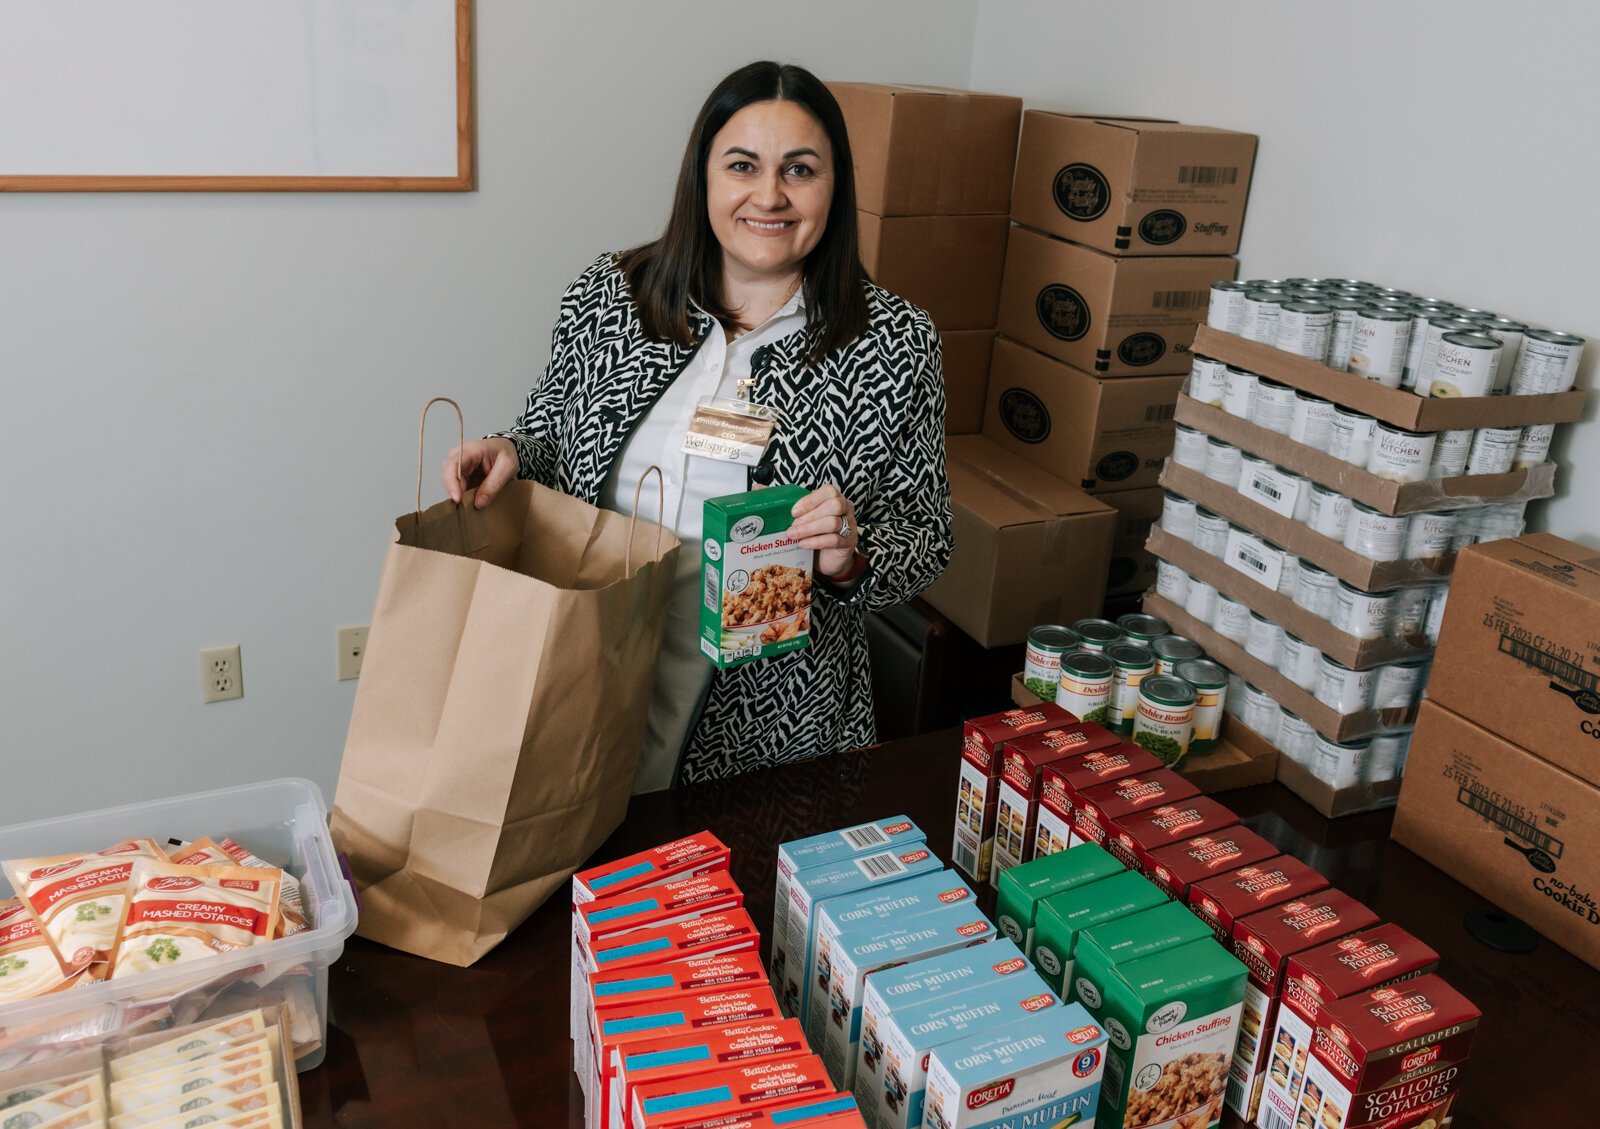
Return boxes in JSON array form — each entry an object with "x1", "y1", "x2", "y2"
[{"x1": 617, "y1": 61, "x2": 869, "y2": 366}]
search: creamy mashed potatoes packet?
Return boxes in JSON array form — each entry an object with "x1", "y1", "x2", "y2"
[
  {"x1": 112, "y1": 862, "x2": 280, "y2": 980},
  {"x1": 167, "y1": 839, "x2": 307, "y2": 941},
  {"x1": 2, "y1": 838, "x2": 167, "y2": 975},
  {"x1": 0, "y1": 897, "x2": 88, "y2": 1003}
]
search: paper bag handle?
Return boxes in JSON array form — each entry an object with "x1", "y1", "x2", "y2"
[
  {"x1": 627, "y1": 466, "x2": 667, "y2": 577},
  {"x1": 416, "y1": 396, "x2": 466, "y2": 517}
]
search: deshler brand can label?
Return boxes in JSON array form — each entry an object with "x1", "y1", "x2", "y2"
[
  {"x1": 1151, "y1": 634, "x2": 1204, "y2": 676},
  {"x1": 1331, "y1": 582, "x2": 1396, "y2": 641},
  {"x1": 1249, "y1": 379, "x2": 1297, "y2": 436},
  {"x1": 1343, "y1": 503, "x2": 1408, "y2": 561},
  {"x1": 1428, "y1": 331, "x2": 1502, "y2": 398},
  {"x1": 1289, "y1": 392, "x2": 1335, "y2": 451},
  {"x1": 1515, "y1": 423, "x2": 1555, "y2": 469},
  {"x1": 1131, "y1": 674, "x2": 1196, "y2": 767},
  {"x1": 1187, "y1": 355, "x2": 1229, "y2": 406},
  {"x1": 1024, "y1": 625, "x2": 1081, "y2": 702},
  {"x1": 1175, "y1": 659, "x2": 1228, "y2": 754},
  {"x1": 1366, "y1": 423, "x2": 1437, "y2": 483},
  {"x1": 1347, "y1": 308, "x2": 1412, "y2": 387},
  {"x1": 1466, "y1": 426, "x2": 1520, "y2": 475},
  {"x1": 1156, "y1": 559, "x2": 1190, "y2": 604},
  {"x1": 1428, "y1": 428, "x2": 1474, "y2": 477},
  {"x1": 1222, "y1": 367, "x2": 1259, "y2": 419},
  {"x1": 1208, "y1": 280, "x2": 1251, "y2": 333},
  {"x1": 1108, "y1": 641, "x2": 1157, "y2": 735},
  {"x1": 1056, "y1": 650, "x2": 1115, "y2": 725},
  {"x1": 1510, "y1": 329, "x2": 1586, "y2": 395},
  {"x1": 1276, "y1": 301, "x2": 1332, "y2": 361},
  {"x1": 1173, "y1": 424, "x2": 1209, "y2": 470}
]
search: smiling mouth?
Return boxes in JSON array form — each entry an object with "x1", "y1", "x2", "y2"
[{"x1": 742, "y1": 218, "x2": 796, "y2": 232}]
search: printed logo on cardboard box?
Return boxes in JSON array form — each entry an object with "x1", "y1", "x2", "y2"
[
  {"x1": 1052, "y1": 163, "x2": 1111, "y2": 221},
  {"x1": 1138, "y1": 209, "x2": 1187, "y2": 245},
  {"x1": 1096, "y1": 451, "x2": 1139, "y2": 482},
  {"x1": 1036, "y1": 285, "x2": 1091, "y2": 341},
  {"x1": 999, "y1": 388, "x2": 1051, "y2": 444},
  {"x1": 1116, "y1": 333, "x2": 1167, "y2": 367}
]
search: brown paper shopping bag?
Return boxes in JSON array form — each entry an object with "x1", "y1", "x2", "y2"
[{"x1": 331, "y1": 399, "x2": 679, "y2": 966}]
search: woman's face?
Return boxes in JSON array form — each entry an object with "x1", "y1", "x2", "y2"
[{"x1": 706, "y1": 99, "x2": 834, "y2": 285}]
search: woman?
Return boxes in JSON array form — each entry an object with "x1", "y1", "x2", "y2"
[{"x1": 444, "y1": 61, "x2": 952, "y2": 789}]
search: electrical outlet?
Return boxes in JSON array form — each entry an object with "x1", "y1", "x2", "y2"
[
  {"x1": 200, "y1": 645, "x2": 243, "y2": 703},
  {"x1": 338, "y1": 625, "x2": 369, "y2": 681}
]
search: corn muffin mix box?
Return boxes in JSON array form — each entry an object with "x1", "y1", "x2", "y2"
[
  {"x1": 1030, "y1": 870, "x2": 1170, "y2": 997},
  {"x1": 922, "y1": 1004, "x2": 1108, "y2": 1129},
  {"x1": 1103, "y1": 797, "x2": 1240, "y2": 874},
  {"x1": 1186, "y1": 857, "x2": 1330, "y2": 945},
  {"x1": 994, "y1": 843, "x2": 1125, "y2": 956},
  {"x1": 702, "y1": 485, "x2": 814, "y2": 669},
  {"x1": 990, "y1": 724, "x2": 1121, "y2": 881},
  {"x1": 1293, "y1": 975, "x2": 1479, "y2": 1129},
  {"x1": 953, "y1": 707, "x2": 1077, "y2": 881},
  {"x1": 1071, "y1": 771, "x2": 1200, "y2": 850},
  {"x1": 1034, "y1": 744, "x2": 1164, "y2": 858},
  {"x1": 1257, "y1": 925, "x2": 1439, "y2": 1129}
]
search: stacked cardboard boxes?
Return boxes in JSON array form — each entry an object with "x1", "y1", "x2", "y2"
[{"x1": 987, "y1": 114, "x2": 1257, "y2": 600}]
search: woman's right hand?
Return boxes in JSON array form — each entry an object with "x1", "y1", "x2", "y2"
[{"x1": 442, "y1": 437, "x2": 519, "y2": 509}]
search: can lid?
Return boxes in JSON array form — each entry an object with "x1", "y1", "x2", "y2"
[
  {"x1": 1375, "y1": 421, "x2": 1431, "y2": 437},
  {"x1": 1323, "y1": 296, "x2": 1366, "y2": 310},
  {"x1": 1107, "y1": 641, "x2": 1156, "y2": 668},
  {"x1": 1117, "y1": 613, "x2": 1170, "y2": 638},
  {"x1": 1174, "y1": 659, "x2": 1227, "y2": 688},
  {"x1": 1071, "y1": 619, "x2": 1125, "y2": 645},
  {"x1": 1028, "y1": 625, "x2": 1081, "y2": 650},
  {"x1": 1441, "y1": 331, "x2": 1500, "y2": 350},
  {"x1": 1336, "y1": 579, "x2": 1396, "y2": 597},
  {"x1": 1151, "y1": 635, "x2": 1204, "y2": 661},
  {"x1": 1482, "y1": 316, "x2": 1527, "y2": 331},
  {"x1": 1139, "y1": 675, "x2": 1196, "y2": 708},
  {"x1": 1211, "y1": 280, "x2": 1250, "y2": 291},
  {"x1": 1281, "y1": 301, "x2": 1331, "y2": 314},
  {"x1": 1061, "y1": 650, "x2": 1116, "y2": 679},
  {"x1": 1525, "y1": 328, "x2": 1586, "y2": 346}
]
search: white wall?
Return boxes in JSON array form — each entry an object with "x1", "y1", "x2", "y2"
[
  {"x1": 0, "y1": 1, "x2": 980, "y2": 823},
  {"x1": 971, "y1": 0, "x2": 1600, "y2": 541}
]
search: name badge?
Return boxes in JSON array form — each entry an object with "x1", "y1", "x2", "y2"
[{"x1": 682, "y1": 397, "x2": 776, "y2": 466}]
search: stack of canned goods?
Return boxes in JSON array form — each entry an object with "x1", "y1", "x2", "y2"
[{"x1": 1221, "y1": 676, "x2": 1415, "y2": 789}]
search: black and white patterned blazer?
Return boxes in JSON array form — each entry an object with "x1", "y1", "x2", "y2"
[{"x1": 497, "y1": 254, "x2": 953, "y2": 783}]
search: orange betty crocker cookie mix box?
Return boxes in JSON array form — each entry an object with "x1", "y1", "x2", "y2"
[{"x1": 702, "y1": 485, "x2": 814, "y2": 669}]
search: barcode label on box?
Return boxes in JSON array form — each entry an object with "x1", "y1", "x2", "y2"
[
  {"x1": 1496, "y1": 633, "x2": 1599, "y2": 691},
  {"x1": 1144, "y1": 403, "x2": 1177, "y2": 422},
  {"x1": 1243, "y1": 464, "x2": 1301, "y2": 519},
  {"x1": 954, "y1": 841, "x2": 977, "y2": 877},
  {"x1": 1224, "y1": 1072, "x2": 1249, "y2": 1116},
  {"x1": 1152, "y1": 290, "x2": 1208, "y2": 310},
  {"x1": 704, "y1": 565, "x2": 720, "y2": 612},
  {"x1": 1224, "y1": 528, "x2": 1284, "y2": 591},
  {"x1": 1260, "y1": 1105, "x2": 1293, "y2": 1129},
  {"x1": 839, "y1": 823, "x2": 890, "y2": 850},
  {"x1": 1179, "y1": 165, "x2": 1240, "y2": 185},
  {"x1": 1456, "y1": 787, "x2": 1566, "y2": 857},
  {"x1": 854, "y1": 852, "x2": 909, "y2": 881}
]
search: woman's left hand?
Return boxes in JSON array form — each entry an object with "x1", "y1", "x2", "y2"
[{"x1": 789, "y1": 483, "x2": 864, "y2": 580}]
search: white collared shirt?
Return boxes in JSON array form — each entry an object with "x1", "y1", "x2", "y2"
[{"x1": 600, "y1": 289, "x2": 808, "y2": 792}]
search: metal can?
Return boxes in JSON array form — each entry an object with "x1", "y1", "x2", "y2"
[
  {"x1": 1241, "y1": 683, "x2": 1282, "y2": 743},
  {"x1": 1366, "y1": 729, "x2": 1412, "y2": 782},
  {"x1": 1392, "y1": 587, "x2": 1433, "y2": 643},
  {"x1": 1289, "y1": 392, "x2": 1335, "y2": 451},
  {"x1": 1241, "y1": 291, "x2": 1284, "y2": 345},
  {"x1": 1399, "y1": 307, "x2": 1446, "y2": 387},
  {"x1": 1475, "y1": 501, "x2": 1527, "y2": 544},
  {"x1": 1479, "y1": 317, "x2": 1528, "y2": 393},
  {"x1": 1222, "y1": 367, "x2": 1259, "y2": 419},
  {"x1": 1424, "y1": 588, "x2": 1449, "y2": 646},
  {"x1": 1402, "y1": 512, "x2": 1457, "y2": 561},
  {"x1": 1245, "y1": 612, "x2": 1286, "y2": 667},
  {"x1": 1278, "y1": 552, "x2": 1301, "y2": 597},
  {"x1": 1108, "y1": 641, "x2": 1158, "y2": 735},
  {"x1": 1024, "y1": 625, "x2": 1082, "y2": 702},
  {"x1": 1117, "y1": 614, "x2": 1170, "y2": 646},
  {"x1": 1173, "y1": 424, "x2": 1209, "y2": 471},
  {"x1": 1323, "y1": 296, "x2": 1366, "y2": 372},
  {"x1": 1151, "y1": 634, "x2": 1205, "y2": 676},
  {"x1": 1161, "y1": 491, "x2": 1198, "y2": 543},
  {"x1": 1347, "y1": 307, "x2": 1412, "y2": 387},
  {"x1": 1072, "y1": 618, "x2": 1125, "y2": 653},
  {"x1": 1327, "y1": 406, "x2": 1377, "y2": 467},
  {"x1": 1156, "y1": 559, "x2": 1190, "y2": 604},
  {"x1": 1055, "y1": 650, "x2": 1115, "y2": 724},
  {"x1": 1411, "y1": 316, "x2": 1483, "y2": 394},
  {"x1": 1289, "y1": 473, "x2": 1313, "y2": 524},
  {"x1": 1214, "y1": 594, "x2": 1251, "y2": 643},
  {"x1": 1131, "y1": 675, "x2": 1197, "y2": 766},
  {"x1": 1249, "y1": 379, "x2": 1297, "y2": 436},
  {"x1": 1315, "y1": 655, "x2": 1376, "y2": 713},
  {"x1": 1276, "y1": 301, "x2": 1333, "y2": 362},
  {"x1": 1225, "y1": 672, "x2": 1249, "y2": 719},
  {"x1": 1185, "y1": 579, "x2": 1220, "y2": 626},
  {"x1": 1306, "y1": 485, "x2": 1352, "y2": 539},
  {"x1": 1343, "y1": 503, "x2": 1408, "y2": 562},
  {"x1": 1207, "y1": 281, "x2": 1251, "y2": 333},
  {"x1": 1449, "y1": 510, "x2": 1483, "y2": 553},
  {"x1": 1187, "y1": 355, "x2": 1230, "y2": 406},
  {"x1": 1278, "y1": 633, "x2": 1322, "y2": 691},
  {"x1": 1510, "y1": 329, "x2": 1587, "y2": 395},
  {"x1": 1175, "y1": 659, "x2": 1229, "y2": 754},
  {"x1": 1194, "y1": 507, "x2": 1231, "y2": 556},
  {"x1": 1331, "y1": 582, "x2": 1397, "y2": 641},
  {"x1": 1276, "y1": 711, "x2": 1318, "y2": 764},
  {"x1": 1465, "y1": 426, "x2": 1520, "y2": 475},
  {"x1": 1312, "y1": 734, "x2": 1372, "y2": 788},
  {"x1": 1514, "y1": 424, "x2": 1555, "y2": 470},
  {"x1": 1427, "y1": 332, "x2": 1503, "y2": 398},
  {"x1": 1428, "y1": 428, "x2": 1474, "y2": 477},
  {"x1": 1293, "y1": 562, "x2": 1339, "y2": 619},
  {"x1": 1374, "y1": 659, "x2": 1427, "y2": 710},
  {"x1": 1366, "y1": 423, "x2": 1437, "y2": 484},
  {"x1": 1204, "y1": 438, "x2": 1243, "y2": 489}
]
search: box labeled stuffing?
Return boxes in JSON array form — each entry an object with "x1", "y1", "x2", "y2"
[
  {"x1": 1072, "y1": 769, "x2": 1200, "y2": 849},
  {"x1": 1187, "y1": 857, "x2": 1329, "y2": 945},
  {"x1": 702, "y1": 485, "x2": 813, "y2": 668},
  {"x1": 951, "y1": 706, "x2": 1076, "y2": 883},
  {"x1": 858, "y1": 212, "x2": 1010, "y2": 330},
  {"x1": 1104, "y1": 795, "x2": 1240, "y2": 873},
  {"x1": 995, "y1": 842, "x2": 1124, "y2": 954},
  {"x1": 923, "y1": 436, "x2": 1116, "y2": 647},
  {"x1": 1030, "y1": 869, "x2": 1169, "y2": 996},
  {"x1": 923, "y1": 1004, "x2": 1108, "y2": 1129},
  {"x1": 1011, "y1": 112, "x2": 1257, "y2": 256},
  {"x1": 1035, "y1": 744, "x2": 1165, "y2": 857},
  {"x1": 991, "y1": 724, "x2": 1122, "y2": 881},
  {"x1": 984, "y1": 337, "x2": 1186, "y2": 493},
  {"x1": 997, "y1": 225, "x2": 1237, "y2": 377}
]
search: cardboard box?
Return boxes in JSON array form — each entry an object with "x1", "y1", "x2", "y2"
[
  {"x1": 1146, "y1": 526, "x2": 1430, "y2": 669},
  {"x1": 1392, "y1": 699, "x2": 1600, "y2": 970},
  {"x1": 997, "y1": 225, "x2": 1237, "y2": 375},
  {"x1": 828, "y1": 82, "x2": 1022, "y2": 216},
  {"x1": 1175, "y1": 393, "x2": 1556, "y2": 517},
  {"x1": 921, "y1": 436, "x2": 1115, "y2": 647},
  {"x1": 858, "y1": 212, "x2": 1009, "y2": 330},
  {"x1": 939, "y1": 329, "x2": 995, "y2": 434},
  {"x1": 1101, "y1": 485, "x2": 1163, "y2": 596},
  {"x1": 1276, "y1": 748, "x2": 1404, "y2": 820},
  {"x1": 1426, "y1": 533, "x2": 1600, "y2": 787},
  {"x1": 1193, "y1": 325, "x2": 1587, "y2": 431},
  {"x1": 1029, "y1": 870, "x2": 1169, "y2": 996},
  {"x1": 1011, "y1": 112, "x2": 1257, "y2": 256},
  {"x1": 1160, "y1": 461, "x2": 1455, "y2": 591},
  {"x1": 1187, "y1": 856, "x2": 1330, "y2": 945},
  {"x1": 953, "y1": 705, "x2": 1077, "y2": 883},
  {"x1": 983, "y1": 337, "x2": 1185, "y2": 492}
]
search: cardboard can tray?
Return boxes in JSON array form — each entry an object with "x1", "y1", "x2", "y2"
[
  {"x1": 1175, "y1": 394, "x2": 1557, "y2": 516},
  {"x1": 1145, "y1": 526, "x2": 1433, "y2": 669},
  {"x1": 1008, "y1": 672, "x2": 1278, "y2": 793},
  {"x1": 1159, "y1": 461, "x2": 1454, "y2": 591},
  {"x1": 1227, "y1": 717, "x2": 1403, "y2": 819},
  {"x1": 1191, "y1": 325, "x2": 1587, "y2": 431},
  {"x1": 1141, "y1": 593, "x2": 1418, "y2": 743}
]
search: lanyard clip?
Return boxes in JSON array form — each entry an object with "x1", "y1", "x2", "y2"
[{"x1": 735, "y1": 378, "x2": 756, "y2": 402}]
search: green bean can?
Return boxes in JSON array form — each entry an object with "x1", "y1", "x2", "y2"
[
  {"x1": 1150, "y1": 634, "x2": 1204, "y2": 676},
  {"x1": 1131, "y1": 675, "x2": 1197, "y2": 767},
  {"x1": 1175, "y1": 659, "x2": 1229, "y2": 754},
  {"x1": 1055, "y1": 651, "x2": 1115, "y2": 725},
  {"x1": 1107, "y1": 642, "x2": 1157, "y2": 735},
  {"x1": 1070, "y1": 618, "x2": 1125, "y2": 653},
  {"x1": 1115, "y1": 613, "x2": 1169, "y2": 646},
  {"x1": 1024, "y1": 625, "x2": 1081, "y2": 702}
]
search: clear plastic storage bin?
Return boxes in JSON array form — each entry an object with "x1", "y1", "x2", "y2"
[{"x1": 0, "y1": 778, "x2": 357, "y2": 1071}]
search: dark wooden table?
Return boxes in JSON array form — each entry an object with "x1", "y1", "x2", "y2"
[{"x1": 296, "y1": 729, "x2": 1597, "y2": 1127}]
